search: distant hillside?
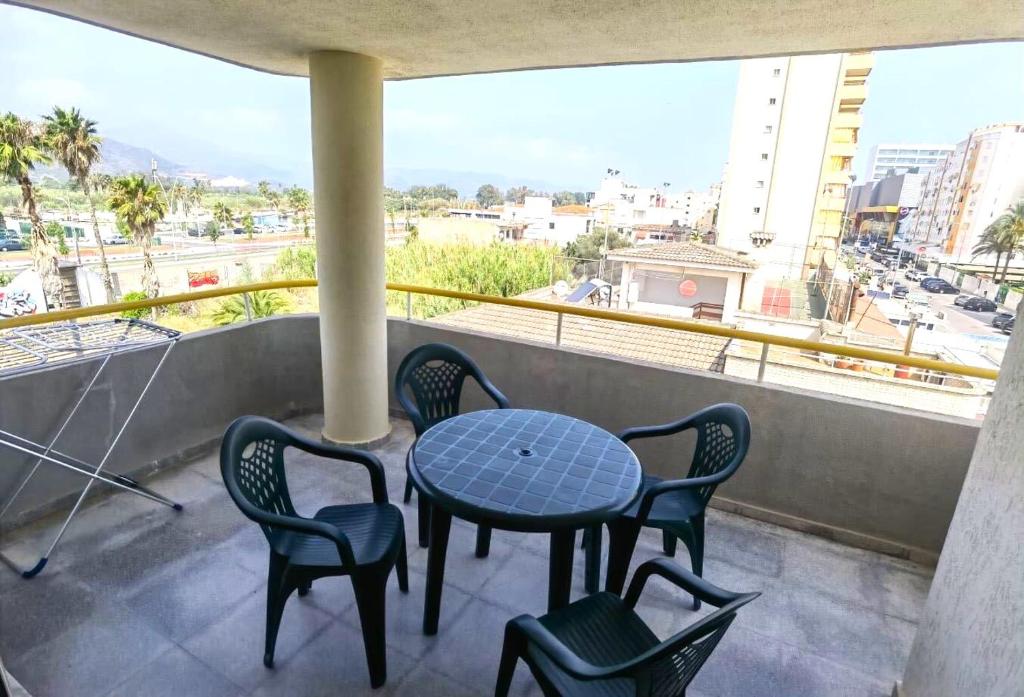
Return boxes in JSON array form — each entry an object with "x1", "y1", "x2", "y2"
[{"x1": 33, "y1": 138, "x2": 581, "y2": 195}]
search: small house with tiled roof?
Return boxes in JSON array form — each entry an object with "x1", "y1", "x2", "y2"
[{"x1": 606, "y1": 242, "x2": 758, "y2": 323}]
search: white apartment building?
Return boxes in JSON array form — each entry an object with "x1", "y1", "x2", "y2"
[
  {"x1": 588, "y1": 176, "x2": 717, "y2": 232},
  {"x1": 716, "y1": 52, "x2": 872, "y2": 285},
  {"x1": 866, "y1": 144, "x2": 955, "y2": 182},
  {"x1": 909, "y1": 123, "x2": 1024, "y2": 263},
  {"x1": 501, "y1": 196, "x2": 592, "y2": 245}
]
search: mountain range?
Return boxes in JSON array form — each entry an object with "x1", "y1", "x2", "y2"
[{"x1": 37, "y1": 138, "x2": 575, "y2": 197}]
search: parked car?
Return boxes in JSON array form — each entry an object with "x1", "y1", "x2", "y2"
[
  {"x1": 993, "y1": 312, "x2": 1015, "y2": 329},
  {"x1": 920, "y1": 278, "x2": 948, "y2": 290},
  {"x1": 962, "y1": 297, "x2": 998, "y2": 312},
  {"x1": 925, "y1": 281, "x2": 960, "y2": 294},
  {"x1": 953, "y1": 294, "x2": 974, "y2": 307},
  {"x1": 906, "y1": 292, "x2": 931, "y2": 306},
  {"x1": 1002, "y1": 317, "x2": 1015, "y2": 335},
  {"x1": 905, "y1": 269, "x2": 923, "y2": 281},
  {"x1": 892, "y1": 283, "x2": 909, "y2": 299},
  {"x1": 0, "y1": 235, "x2": 25, "y2": 252}
]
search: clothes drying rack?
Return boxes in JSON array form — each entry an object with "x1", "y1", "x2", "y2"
[{"x1": 0, "y1": 318, "x2": 183, "y2": 578}]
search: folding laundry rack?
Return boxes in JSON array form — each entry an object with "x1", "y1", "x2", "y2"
[{"x1": 0, "y1": 318, "x2": 183, "y2": 578}]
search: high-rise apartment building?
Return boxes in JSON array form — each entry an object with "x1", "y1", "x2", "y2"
[
  {"x1": 716, "y1": 52, "x2": 873, "y2": 280},
  {"x1": 909, "y1": 123, "x2": 1024, "y2": 263},
  {"x1": 865, "y1": 144, "x2": 955, "y2": 182}
]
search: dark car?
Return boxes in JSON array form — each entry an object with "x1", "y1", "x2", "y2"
[
  {"x1": 963, "y1": 297, "x2": 997, "y2": 312},
  {"x1": 953, "y1": 294, "x2": 973, "y2": 307},
  {"x1": 925, "y1": 281, "x2": 960, "y2": 294},
  {"x1": 993, "y1": 312, "x2": 1015, "y2": 329},
  {"x1": 0, "y1": 236, "x2": 25, "y2": 252},
  {"x1": 919, "y1": 277, "x2": 943, "y2": 288},
  {"x1": 892, "y1": 283, "x2": 909, "y2": 299},
  {"x1": 1002, "y1": 317, "x2": 1015, "y2": 335}
]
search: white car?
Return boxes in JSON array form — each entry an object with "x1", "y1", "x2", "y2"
[{"x1": 905, "y1": 292, "x2": 930, "y2": 307}]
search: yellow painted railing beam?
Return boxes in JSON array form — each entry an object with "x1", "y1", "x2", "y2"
[{"x1": 0, "y1": 279, "x2": 999, "y2": 381}]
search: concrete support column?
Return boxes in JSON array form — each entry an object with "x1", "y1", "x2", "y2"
[
  {"x1": 309, "y1": 51, "x2": 390, "y2": 445},
  {"x1": 897, "y1": 304, "x2": 1023, "y2": 696}
]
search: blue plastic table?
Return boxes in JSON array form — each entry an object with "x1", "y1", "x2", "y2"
[{"x1": 409, "y1": 408, "x2": 641, "y2": 634}]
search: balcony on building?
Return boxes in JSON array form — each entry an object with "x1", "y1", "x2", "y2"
[{"x1": 1, "y1": 2, "x2": 1022, "y2": 697}]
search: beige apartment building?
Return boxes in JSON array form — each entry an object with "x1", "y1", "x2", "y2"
[
  {"x1": 909, "y1": 122, "x2": 1024, "y2": 263},
  {"x1": 717, "y1": 52, "x2": 873, "y2": 281}
]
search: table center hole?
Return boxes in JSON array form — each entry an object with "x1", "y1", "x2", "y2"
[{"x1": 516, "y1": 447, "x2": 534, "y2": 457}]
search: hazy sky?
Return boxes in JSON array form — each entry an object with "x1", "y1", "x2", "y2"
[{"x1": 1, "y1": 4, "x2": 1021, "y2": 191}]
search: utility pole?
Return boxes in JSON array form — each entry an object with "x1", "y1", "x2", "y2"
[{"x1": 904, "y1": 311, "x2": 920, "y2": 355}]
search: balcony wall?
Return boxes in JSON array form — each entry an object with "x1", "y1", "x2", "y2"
[{"x1": 0, "y1": 315, "x2": 979, "y2": 562}]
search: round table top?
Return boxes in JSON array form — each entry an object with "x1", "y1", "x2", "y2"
[{"x1": 410, "y1": 409, "x2": 642, "y2": 531}]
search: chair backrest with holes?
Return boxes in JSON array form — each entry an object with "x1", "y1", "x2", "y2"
[
  {"x1": 394, "y1": 343, "x2": 486, "y2": 436},
  {"x1": 686, "y1": 404, "x2": 751, "y2": 505},
  {"x1": 639, "y1": 597, "x2": 752, "y2": 697},
  {"x1": 221, "y1": 416, "x2": 297, "y2": 542}
]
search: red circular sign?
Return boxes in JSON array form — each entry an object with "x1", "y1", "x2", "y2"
[{"x1": 678, "y1": 279, "x2": 697, "y2": 297}]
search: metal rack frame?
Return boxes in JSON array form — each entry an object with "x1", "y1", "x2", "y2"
[{"x1": 0, "y1": 319, "x2": 183, "y2": 578}]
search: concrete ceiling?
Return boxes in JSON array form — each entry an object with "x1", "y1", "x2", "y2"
[{"x1": 12, "y1": 0, "x2": 1024, "y2": 78}]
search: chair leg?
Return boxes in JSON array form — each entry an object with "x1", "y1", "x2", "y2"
[
  {"x1": 418, "y1": 496, "x2": 431, "y2": 548},
  {"x1": 403, "y1": 474, "x2": 413, "y2": 504},
  {"x1": 688, "y1": 515, "x2": 705, "y2": 611},
  {"x1": 297, "y1": 581, "x2": 311, "y2": 597},
  {"x1": 475, "y1": 525, "x2": 492, "y2": 558},
  {"x1": 495, "y1": 622, "x2": 525, "y2": 697},
  {"x1": 352, "y1": 567, "x2": 390, "y2": 689},
  {"x1": 396, "y1": 535, "x2": 410, "y2": 593},
  {"x1": 264, "y1": 553, "x2": 291, "y2": 668},
  {"x1": 584, "y1": 524, "x2": 601, "y2": 594},
  {"x1": 662, "y1": 529, "x2": 677, "y2": 557},
  {"x1": 605, "y1": 518, "x2": 641, "y2": 596}
]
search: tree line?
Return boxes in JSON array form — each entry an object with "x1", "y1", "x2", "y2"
[{"x1": 0, "y1": 108, "x2": 313, "y2": 307}]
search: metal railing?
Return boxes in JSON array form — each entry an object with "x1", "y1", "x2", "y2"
[{"x1": 0, "y1": 279, "x2": 1000, "y2": 382}]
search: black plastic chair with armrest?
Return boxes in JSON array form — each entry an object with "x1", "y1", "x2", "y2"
[
  {"x1": 604, "y1": 403, "x2": 751, "y2": 609},
  {"x1": 220, "y1": 416, "x2": 408, "y2": 689},
  {"x1": 394, "y1": 342, "x2": 510, "y2": 556},
  {"x1": 496, "y1": 558, "x2": 759, "y2": 697}
]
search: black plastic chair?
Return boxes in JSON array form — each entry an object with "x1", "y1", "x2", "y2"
[
  {"x1": 220, "y1": 416, "x2": 408, "y2": 689},
  {"x1": 394, "y1": 343, "x2": 510, "y2": 555},
  {"x1": 604, "y1": 404, "x2": 751, "y2": 609},
  {"x1": 496, "y1": 558, "x2": 759, "y2": 697}
]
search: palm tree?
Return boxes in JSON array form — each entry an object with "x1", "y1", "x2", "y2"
[
  {"x1": 286, "y1": 186, "x2": 311, "y2": 238},
  {"x1": 211, "y1": 289, "x2": 288, "y2": 325},
  {"x1": 0, "y1": 113, "x2": 64, "y2": 307},
  {"x1": 107, "y1": 174, "x2": 167, "y2": 298},
  {"x1": 212, "y1": 201, "x2": 233, "y2": 233},
  {"x1": 996, "y1": 201, "x2": 1024, "y2": 283},
  {"x1": 972, "y1": 219, "x2": 1008, "y2": 281},
  {"x1": 43, "y1": 106, "x2": 115, "y2": 303},
  {"x1": 257, "y1": 180, "x2": 272, "y2": 201}
]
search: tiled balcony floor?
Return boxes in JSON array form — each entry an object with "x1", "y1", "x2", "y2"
[{"x1": 0, "y1": 414, "x2": 931, "y2": 696}]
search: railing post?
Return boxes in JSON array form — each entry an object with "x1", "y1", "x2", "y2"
[
  {"x1": 757, "y1": 343, "x2": 769, "y2": 382},
  {"x1": 406, "y1": 291, "x2": 412, "y2": 320},
  {"x1": 242, "y1": 292, "x2": 253, "y2": 322},
  {"x1": 555, "y1": 313, "x2": 564, "y2": 347}
]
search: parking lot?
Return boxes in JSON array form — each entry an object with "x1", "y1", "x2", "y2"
[{"x1": 852, "y1": 250, "x2": 1011, "y2": 338}]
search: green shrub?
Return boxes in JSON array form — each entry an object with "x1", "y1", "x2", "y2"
[{"x1": 120, "y1": 290, "x2": 150, "y2": 319}]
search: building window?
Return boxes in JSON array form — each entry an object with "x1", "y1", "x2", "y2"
[
  {"x1": 768, "y1": 97, "x2": 777, "y2": 105},
  {"x1": 764, "y1": 125, "x2": 773, "y2": 134},
  {"x1": 772, "y1": 68, "x2": 781, "y2": 76},
  {"x1": 753, "y1": 207, "x2": 761, "y2": 214},
  {"x1": 761, "y1": 153, "x2": 769, "y2": 160},
  {"x1": 755, "y1": 180, "x2": 764, "y2": 188},
  {"x1": 548, "y1": 222, "x2": 555, "y2": 229}
]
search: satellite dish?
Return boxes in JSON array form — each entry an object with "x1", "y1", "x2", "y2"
[{"x1": 553, "y1": 280, "x2": 570, "y2": 297}]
